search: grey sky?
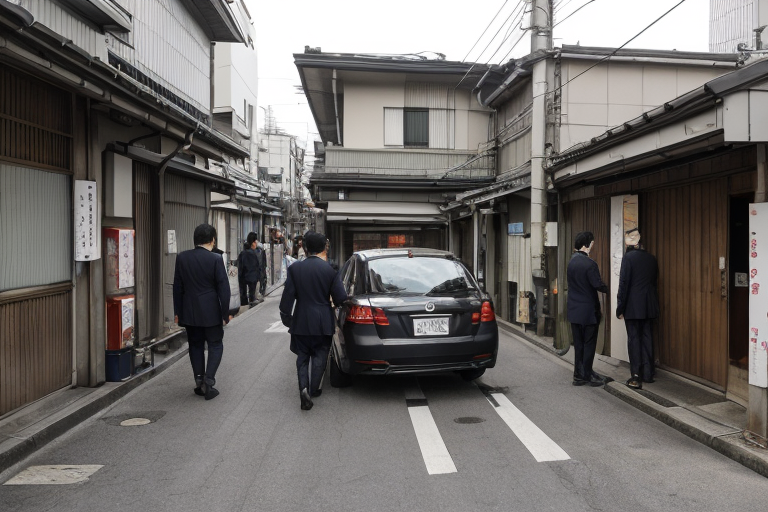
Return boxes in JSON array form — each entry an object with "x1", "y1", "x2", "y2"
[{"x1": 248, "y1": 0, "x2": 709, "y2": 164}]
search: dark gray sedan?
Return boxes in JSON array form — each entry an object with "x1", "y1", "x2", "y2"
[{"x1": 329, "y1": 248, "x2": 498, "y2": 387}]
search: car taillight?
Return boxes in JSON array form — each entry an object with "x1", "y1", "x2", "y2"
[
  {"x1": 346, "y1": 305, "x2": 389, "y2": 325},
  {"x1": 481, "y1": 301, "x2": 495, "y2": 322}
]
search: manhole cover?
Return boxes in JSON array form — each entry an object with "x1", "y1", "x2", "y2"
[
  {"x1": 120, "y1": 418, "x2": 151, "y2": 427},
  {"x1": 454, "y1": 417, "x2": 486, "y2": 424},
  {"x1": 103, "y1": 411, "x2": 166, "y2": 426}
]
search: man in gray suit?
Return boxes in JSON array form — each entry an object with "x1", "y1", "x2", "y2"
[
  {"x1": 173, "y1": 223, "x2": 232, "y2": 400},
  {"x1": 279, "y1": 231, "x2": 347, "y2": 410},
  {"x1": 616, "y1": 228, "x2": 659, "y2": 390}
]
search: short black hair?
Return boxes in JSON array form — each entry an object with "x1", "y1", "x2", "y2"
[
  {"x1": 304, "y1": 230, "x2": 327, "y2": 255},
  {"x1": 246, "y1": 232, "x2": 257, "y2": 248},
  {"x1": 574, "y1": 231, "x2": 594, "y2": 251},
  {"x1": 194, "y1": 223, "x2": 217, "y2": 246}
]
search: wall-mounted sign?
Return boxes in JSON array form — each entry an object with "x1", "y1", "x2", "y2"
[
  {"x1": 167, "y1": 229, "x2": 177, "y2": 254},
  {"x1": 508, "y1": 222, "x2": 524, "y2": 235},
  {"x1": 749, "y1": 203, "x2": 768, "y2": 388},
  {"x1": 74, "y1": 180, "x2": 100, "y2": 261}
]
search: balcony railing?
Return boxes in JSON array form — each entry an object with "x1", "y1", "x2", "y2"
[{"x1": 319, "y1": 147, "x2": 495, "y2": 180}]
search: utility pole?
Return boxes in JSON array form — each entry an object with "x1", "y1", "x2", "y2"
[{"x1": 530, "y1": 0, "x2": 553, "y2": 336}]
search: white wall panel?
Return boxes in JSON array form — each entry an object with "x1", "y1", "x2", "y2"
[
  {"x1": 710, "y1": 0, "x2": 755, "y2": 53},
  {"x1": 384, "y1": 107, "x2": 404, "y2": 146},
  {"x1": 0, "y1": 165, "x2": 71, "y2": 291},
  {"x1": 429, "y1": 109, "x2": 455, "y2": 149},
  {"x1": 406, "y1": 83, "x2": 453, "y2": 109}
]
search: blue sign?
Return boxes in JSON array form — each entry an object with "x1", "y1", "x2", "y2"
[{"x1": 508, "y1": 222, "x2": 524, "y2": 235}]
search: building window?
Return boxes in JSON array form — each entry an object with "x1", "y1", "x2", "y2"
[{"x1": 404, "y1": 108, "x2": 428, "y2": 147}]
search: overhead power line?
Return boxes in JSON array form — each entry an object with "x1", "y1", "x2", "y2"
[
  {"x1": 553, "y1": 0, "x2": 596, "y2": 28},
  {"x1": 539, "y1": 0, "x2": 690, "y2": 100},
  {"x1": 463, "y1": 0, "x2": 513, "y2": 62}
]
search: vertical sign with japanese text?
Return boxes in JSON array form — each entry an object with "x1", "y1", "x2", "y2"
[
  {"x1": 749, "y1": 203, "x2": 768, "y2": 388},
  {"x1": 74, "y1": 180, "x2": 100, "y2": 261}
]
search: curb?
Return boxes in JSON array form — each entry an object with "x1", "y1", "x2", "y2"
[
  {"x1": 497, "y1": 319, "x2": 768, "y2": 479},
  {"x1": 0, "y1": 346, "x2": 189, "y2": 475}
]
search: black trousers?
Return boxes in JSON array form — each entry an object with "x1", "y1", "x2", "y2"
[
  {"x1": 240, "y1": 280, "x2": 258, "y2": 305},
  {"x1": 294, "y1": 334, "x2": 331, "y2": 394},
  {"x1": 185, "y1": 324, "x2": 224, "y2": 384},
  {"x1": 625, "y1": 318, "x2": 654, "y2": 380},
  {"x1": 571, "y1": 323, "x2": 599, "y2": 380}
]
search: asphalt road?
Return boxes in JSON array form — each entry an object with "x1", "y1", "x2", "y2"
[{"x1": 2, "y1": 296, "x2": 767, "y2": 511}]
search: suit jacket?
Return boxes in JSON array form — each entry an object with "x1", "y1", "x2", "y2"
[
  {"x1": 567, "y1": 251, "x2": 609, "y2": 325},
  {"x1": 616, "y1": 247, "x2": 659, "y2": 320},
  {"x1": 255, "y1": 246, "x2": 267, "y2": 280},
  {"x1": 237, "y1": 248, "x2": 261, "y2": 283},
  {"x1": 279, "y1": 256, "x2": 348, "y2": 337},
  {"x1": 173, "y1": 246, "x2": 231, "y2": 327}
]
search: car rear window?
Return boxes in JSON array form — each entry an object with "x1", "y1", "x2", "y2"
[{"x1": 367, "y1": 257, "x2": 476, "y2": 295}]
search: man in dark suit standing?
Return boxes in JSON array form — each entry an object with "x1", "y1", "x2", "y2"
[
  {"x1": 567, "y1": 231, "x2": 609, "y2": 387},
  {"x1": 173, "y1": 223, "x2": 232, "y2": 400},
  {"x1": 279, "y1": 231, "x2": 347, "y2": 410},
  {"x1": 616, "y1": 228, "x2": 659, "y2": 390}
]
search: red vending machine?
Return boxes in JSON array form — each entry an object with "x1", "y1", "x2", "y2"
[{"x1": 104, "y1": 228, "x2": 135, "y2": 381}]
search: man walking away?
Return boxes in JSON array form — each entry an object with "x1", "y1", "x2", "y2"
[
  {"x1": 173, "y1": 223, "x2": 232, "y2": 400},
  {"x1": 279, "y1": 231, "x2": 347, "y2": 410},
  {"x1": 255, "y1": 240, "x2": 268, "y2": 298},
  {"x1": 567, "y1": 231, "x2": 609, "y2": 387},
  {"x1": 616, "y1": 228, "x2": 659, "y2": 390},
  {"x1": 237, "y1": 232, "x2": 261, "y2": 307}
]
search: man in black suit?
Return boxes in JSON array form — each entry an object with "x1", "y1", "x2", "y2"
[
  {"x1": 616, "y1": 228, "x2": 659, "y2": 390},
  {"x1": 173, "y1": 223, "x2": 232, "y2": 400},
  {"x1": 567, "y1": 231, "x2": 609, "y2": 387},
  {"x1": 279, "y1": 231, "x2": 347, "y2": 410}
]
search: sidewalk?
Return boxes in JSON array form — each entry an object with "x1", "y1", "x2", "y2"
[
  {"x1": 0, "y1": 282, "x2": 283, "y2": 478},
  {"x1": 497, "y1": 319, "x2": 768, "y2": 478}
]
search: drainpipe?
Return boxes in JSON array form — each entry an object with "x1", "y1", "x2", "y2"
[
  {"x1": 332, "y1": 69, "x2": 342, "y2": 145},
  {"x1": 157, "y1": 128, "x2": 196, "y2": 336}
]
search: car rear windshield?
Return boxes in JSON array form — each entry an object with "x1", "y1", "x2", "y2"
[{"x1": 367, "y1": 257, "x2": 476, "y2": 295}]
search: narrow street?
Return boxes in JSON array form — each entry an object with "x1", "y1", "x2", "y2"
[{"x1": 2, "y1": 296, "x2": 766, "y2": 512}]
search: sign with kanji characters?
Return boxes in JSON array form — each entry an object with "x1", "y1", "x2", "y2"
[{"x1": 74, "y1": 180, "x2": 100, "y2": 261}]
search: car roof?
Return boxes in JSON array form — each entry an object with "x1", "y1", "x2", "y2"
[{"x1": 354, "y1": 248, "x2": 458, "y2": 262}]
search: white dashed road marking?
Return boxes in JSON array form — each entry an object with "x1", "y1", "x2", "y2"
[
  {"x1": 265, "y1": 321, "x2": 289, "y2": 333},
  {"x1": 3, "y1": 465, "x2": 103, "y2": 485},
  {"x1": 485, "y1": 392, "x2": 570, "y2": 462},
  {"x1": 404, "y1": 379, "x2": 457, "y2": 475}
]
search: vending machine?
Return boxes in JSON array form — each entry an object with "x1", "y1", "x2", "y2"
[{"x1": 104, "y1": 228, "x2": 135, "y2": 381}]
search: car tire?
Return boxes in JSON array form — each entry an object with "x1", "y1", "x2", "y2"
[
  {"x1": 459, "y1": 368, "x2": 486, "y2": 381},
  {"x1": 329, "y1": 352, "x2": 354, "y2": 388}
]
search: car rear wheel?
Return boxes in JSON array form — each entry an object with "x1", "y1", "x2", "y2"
[
  {"x1": 459, "y1": 368, "x2": 486, "y2": 381},
  {"x1": 329, "y1": 351, "x2": 354, "y2": 388}
]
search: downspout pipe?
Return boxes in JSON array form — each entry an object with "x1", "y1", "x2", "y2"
[{"x1": 332, "y1": 69, "x2": 342, "y2": 145}]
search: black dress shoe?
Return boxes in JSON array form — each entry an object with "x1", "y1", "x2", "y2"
[
  {"x1": 194, "y1": 376, "x2": 205, "y2": 396},
  {"x1": 626, "y1": 376, "x2": 642, "y2": 389},
  {"x1": 310, "y1": 389, "x2": 322, "y2": 398},
  {"x1": 201, "y1": 379, "x2": 220, "y2": 400},
  {"x1": 588, "y1": 376, "x2": 604, "y2": 387},
  {"x1": 572, "y1": 377, "x2": 588, "y2": 386},
  {"x1": 300, "y1": 388, "x2": 313, "y2": 410}
]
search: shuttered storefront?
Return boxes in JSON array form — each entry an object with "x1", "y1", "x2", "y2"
[
  {"x1": 0, "y1": 67, "x2": 74, "y2": 415},
  {"x1": 163, "y1": 173, "x2": 207, "y2": 325},
  {"x1": 556, "y1": 197, "x2": 610, "y2": 353},
  {"x1": 134, "y1": 162, "x2": 161, "y2": 342}
]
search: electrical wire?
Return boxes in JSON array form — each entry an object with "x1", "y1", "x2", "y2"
[
  {"x1": 485, "y1": 6, "x2": 531, "y2": 64},
  {"x1": 462, "y1": 0, "x2": 513, "y2": 62},
  {"x1": 474, "y1": 1, "x2": 528, "y2": 63},
  {"x1": 553, "y1": 0, "x2": 596, "y2": 28},
  {"x1": 538, "y1": 0, "x2": 690, "y2": 100}
]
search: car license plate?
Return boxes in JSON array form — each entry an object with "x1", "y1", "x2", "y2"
[{"x1": 413, "y1": 317, "x2": 449, "y2": 336}]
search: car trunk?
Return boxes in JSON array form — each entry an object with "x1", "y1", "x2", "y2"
[{"x1": 367, "y1": 294, "x2": 482, "y2": 340}]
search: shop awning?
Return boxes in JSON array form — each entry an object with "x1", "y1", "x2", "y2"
[
  {"x1": 326, "y1": 201, "x2": 446, "y2": 224},
  {"x1": 211, "y1": 202, "x2": 240, "y2": 212}
]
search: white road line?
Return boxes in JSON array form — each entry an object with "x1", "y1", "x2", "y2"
[
  {"x1": 407, "y1": 405, "x2": 458, "y2": 475},
  {"x1": 265, "y1": 321, "x2": 288, "y2": 333},
  {"x1": 486, "y1": 392, "x2": 570, "y2": 462}
]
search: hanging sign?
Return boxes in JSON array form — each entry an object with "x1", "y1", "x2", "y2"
[{"x1": 74, "y1": 180, "x2": 100, "y2": 261}]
